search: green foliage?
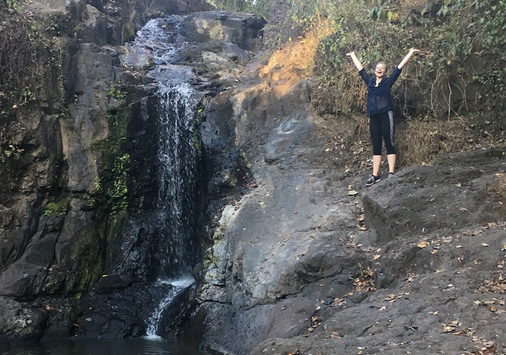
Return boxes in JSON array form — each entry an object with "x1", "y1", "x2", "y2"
[
  {"x1": 88, "y1": 109, "x2": 132, "y2": 213},
  {"x1": 205, "y1": 0, "x2": 271, "y2": 18},
  {"x1": 0, "y1": 9, "x2": 64, "y2": 105},
  {"x1": 310, "y1": 0, "x2": 506, "y2": 119},
  {"x1": 44, "y1": 197, "x2": 71, "y2": 216},
  {"x1": 106, "y1": 84, "x2": 128, "y2": 100},
  {"x1": 5, "y1": 0, "x2": 23, "y2": 12},
  {"x1": 107, "y1": 153, "x2": 130, "y2": 211}
]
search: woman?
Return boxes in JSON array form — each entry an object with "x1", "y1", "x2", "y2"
[{"x1": 347, "y1": 48, "x2": 419, "y2": 186}]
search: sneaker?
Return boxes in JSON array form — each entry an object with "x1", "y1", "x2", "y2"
[{"x1": 366, "y1": 175, "x2": 381, "y2": 186}]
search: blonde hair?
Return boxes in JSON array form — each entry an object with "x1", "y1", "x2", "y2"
[{"x1": 376, "y1": 62, "x2": 387, "y2": 70}]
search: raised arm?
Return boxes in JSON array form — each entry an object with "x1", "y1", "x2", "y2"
[
  {"x1": 398, "y1": 48, "x2": 420, "y2": 69},
  {"x1": 346, "y1": 51, "x2": 363, "y2": 71}
]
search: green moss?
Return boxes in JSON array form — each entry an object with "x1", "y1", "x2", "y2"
[
  {"x1": 122, "y1": 23, "x2": 136, "y2": 44},
  {"x1": 192, "y1": 128, "x2": 202, "y2": 157},
  {"x1": 88, "y1": 108, "x2": 133, "y2": 214},
  {"x1": 44, "y1": 197, "x2": 71, "y2": 216}
]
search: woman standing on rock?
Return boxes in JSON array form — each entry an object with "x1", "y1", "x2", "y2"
[{"x1": 347, "y1": 48, "x2": 419, "y2": 186}]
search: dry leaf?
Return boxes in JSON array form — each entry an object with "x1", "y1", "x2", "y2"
[
  {"x1": 418, "y1": 241, "x2": 429, "y2": 248},
  {"x1": 482, "y1": 243, "x2": 490, "y2": 247},
  {"x1": 348, "y1": 190, "x2": 358, "y2": 196},
  {"x1": 384, "y1": 294, "x2": 396, "y2": 302},
  {"x1": 331, "y1": 331, "x2": 342, "y2": 338},
  {"x1": 378, "y1": 306, "x2": 386, "y2": 311},
  {"x1": 372, "y1": 254, "x2": 381, "y2": 260}
]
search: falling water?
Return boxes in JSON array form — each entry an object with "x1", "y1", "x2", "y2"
[{"x1": 123, "y1": 17, "x2": 200, "y2": 337}]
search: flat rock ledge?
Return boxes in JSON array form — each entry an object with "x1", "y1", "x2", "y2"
[{"x1": 247, "y1": 149, "x2": 506, "y2": 355}]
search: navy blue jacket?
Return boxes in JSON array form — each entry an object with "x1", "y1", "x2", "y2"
[{"x1": 359, "y1": 67, "x2": 402, "y2": 115}]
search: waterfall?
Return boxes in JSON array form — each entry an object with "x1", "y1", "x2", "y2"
[{"x1": 123, "y1": 16, "x2": 200, "y2": 337}]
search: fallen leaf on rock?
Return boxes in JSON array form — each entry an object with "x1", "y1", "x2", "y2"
[
  {"x1": 378, "y1": 306, "x2": 386, "y2": 311},
  {"x1": 482, "y1": 341, "x2": 496, "y2": 354},
  {"x1": 384, "y1": 294, "x2": 396, "y2": 302},
  {"x1": 482, "y1": 243, "x2": 490, "y2": 247},
  {"x1": 460, "y1": 207, "x2": 468, "y2": 212},
  {"x1": 310, "y1": 234, "x2": 316, "y2": 239},
  {"x1": 372, "y1": 254, "x2": 381, "y2": 260},
  {"x1": 358, "y1": 225, "x2": 367, "y2": 231},
  {"x1": 295, "y1": 250, "x2": 308, "y2": 260},
  {"x1": 259, "y1": 201, "x2": 265, "y2": 205},
  {"x1": 331, "y1": 298, "x2": 345, "y2": 307},
  {"x1": 331, "y1": 331, "x2": 342, "y2": 338},
  {"x1": 431, "y1": 249, "x2": 439, "y2": 254},
  {"x1": 348, "y1": 190, "x2": 358, "y2": 196},
  {"x1": 489, "y1": 306, "x2": 498, "y2": 312},
  {"x1": 418, "y1": 241, "x2": 429, "y2": 248}
]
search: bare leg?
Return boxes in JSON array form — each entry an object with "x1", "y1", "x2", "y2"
[
  {"x1": 387, "y1": 154, "x2": 396, "y2": 174},
  {"x1": 373, "y1": 155, "x2": 382, "y2": 176}
]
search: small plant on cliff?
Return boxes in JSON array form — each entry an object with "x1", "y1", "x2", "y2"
[
  {"x1": 44, "y1": 197, "x2": 71, "y2": 216},
  {"x1": 106, "y1": 84, "x2": 128, "y2": 101},
  {"x1": 0, "y1": 9, "x2": 64, "y2": 106}
]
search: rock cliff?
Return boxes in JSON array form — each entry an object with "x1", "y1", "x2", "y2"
[
  {"x1": 1, "y1": 0, "x2": 505, "y2": 353},
  {"x1": 190, "y1": 35, "x2": 506, "y2": 355},
  {"x1": 0, "y1": 0, "x2": 215, "y2": 342}
]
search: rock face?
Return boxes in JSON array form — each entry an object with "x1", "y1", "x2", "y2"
[
  {"x1": 1, "y1": 0, "x2": 505, "y2": 352},
  {"x1": 0, "y1": 0, "x2": 216, "y2": 343},
  {"x1": 190, "y1": 36, "x2": 506, "y2": 354}
]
